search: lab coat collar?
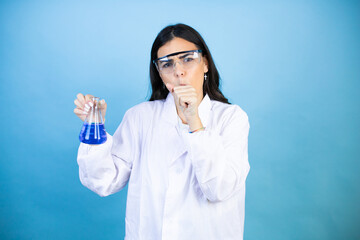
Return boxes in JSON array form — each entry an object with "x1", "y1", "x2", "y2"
[{"x1": 163, "y1": 93, "x2": 212, "y2": 127}]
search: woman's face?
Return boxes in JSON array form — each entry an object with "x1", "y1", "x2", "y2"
[{"x1": 157, "y1": 37, "x2": 208, "y2": 100}]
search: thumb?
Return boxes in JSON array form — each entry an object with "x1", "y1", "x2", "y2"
[
  {"x1": 99, "y1": 99, "x2": 107, "y2": 119},
  {"x1": 165, "y1": 83, "x2": 174, "y2": 93}
]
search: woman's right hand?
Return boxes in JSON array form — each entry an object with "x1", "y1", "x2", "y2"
[{"x1": 73, "y1": 93, "x2": 107, "y2": 122}]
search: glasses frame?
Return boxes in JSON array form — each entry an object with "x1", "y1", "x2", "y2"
[{"x1": 153, "y1": 49, "x2": 203, "y2": 73}]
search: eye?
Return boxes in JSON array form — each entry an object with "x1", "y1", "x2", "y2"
[
  {"x1": 180, "y1": 53, "x2": 197, "y2": 64},
  {"x1": 160, "y1": 61, "x2": 173, "y2": 69},
  {"x1": 183, "y1": 57, "x2": 194, "y2": 63}
]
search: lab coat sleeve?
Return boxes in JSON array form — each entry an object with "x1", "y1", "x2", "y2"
[
  {"x1": 184, "y1": 106, "x2": 250, "y2": 202},
  {"x1": 77, "y1": 109, "x2": 139, "y2": 197}
]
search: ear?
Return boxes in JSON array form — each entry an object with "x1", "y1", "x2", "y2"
[{"x1": 203, "y1": 57, "x2": 209, "y2": 73}]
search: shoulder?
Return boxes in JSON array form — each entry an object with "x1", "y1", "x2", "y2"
[
  {"x1": 211, "y1": 100, "x2": 249, "y2": 123},
  {"x1": 209, "y1": 100, "x2": 250, "y2": 134},
  {"x1": 123, "y1": 99, "x2": 165, "y2": 120}
]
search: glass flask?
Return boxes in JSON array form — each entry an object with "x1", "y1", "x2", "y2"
[{"x1": 79, "y1": 97, "x2": 107, "y2": 144}]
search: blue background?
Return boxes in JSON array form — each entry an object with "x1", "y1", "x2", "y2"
[{"x1": 1, "y1": 0, "x2": 359, "y2": 239}]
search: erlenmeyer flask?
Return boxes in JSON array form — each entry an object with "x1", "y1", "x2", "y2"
[{"x1": 79, "y1": 97, "x2": 107, "y2": 144}]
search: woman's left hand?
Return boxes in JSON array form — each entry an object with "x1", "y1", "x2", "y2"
[{"x1": 166, "y1": 83, "x2": 203, "y2": 130}]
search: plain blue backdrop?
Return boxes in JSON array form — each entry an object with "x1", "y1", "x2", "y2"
[{"x1": 1, "y1": 0, "x2": 359, "y2": 239}]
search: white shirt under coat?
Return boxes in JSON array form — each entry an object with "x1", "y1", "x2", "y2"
[{"x1": 77, "y1": 93, "x2": 250, "y2": 240}]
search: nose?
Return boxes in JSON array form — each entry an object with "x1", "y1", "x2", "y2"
[{"x1": 173, "y1": 61, "x2": 185, "y2": 77}]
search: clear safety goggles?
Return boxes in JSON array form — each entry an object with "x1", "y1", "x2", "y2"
[{"x1": 153, "y1": 50, "x2": 203, "y2": 74}]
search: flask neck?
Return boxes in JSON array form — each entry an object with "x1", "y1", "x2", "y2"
[{"x1": 84, "y1": 97, "x2": 104, "y2": 124}]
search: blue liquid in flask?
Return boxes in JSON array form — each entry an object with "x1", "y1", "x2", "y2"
[{"x1": 79, "y1": 123, "x2": 107, "y2": 144}]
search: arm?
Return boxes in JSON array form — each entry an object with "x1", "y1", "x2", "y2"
[
  {"x1": 184, "y1": 107, "x2": 250, "y2": 202},
  {"x1": 77, "y1": 109, "x2": 139, "y2": 197}
]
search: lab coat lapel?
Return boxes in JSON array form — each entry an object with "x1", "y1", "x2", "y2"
[
  {"x1": 163, "y1": 93, "x2": 187, "y2": 164},
  {"x1": 162, "y1": 93, "x2": 212, "y2": 165},
  {"x1": 197, "y1": 94, "x2": 211, "y2": 129}
]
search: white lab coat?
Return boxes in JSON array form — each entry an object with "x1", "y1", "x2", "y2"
[{"x1": 77, "y1": 93, "x2": 250, "y2": 240}]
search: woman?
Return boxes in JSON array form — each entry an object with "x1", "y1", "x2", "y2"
[{"x1": 74, "y1": 23, "x2": 250, "y2": 240}]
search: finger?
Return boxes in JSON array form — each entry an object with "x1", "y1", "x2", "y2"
[
  {"x1": 175, "y1": 90, "x2": 197, "y2": 96},
  {"x1": 84, "y1": 94, "x2": 95, "y2": 106},
  {"x1": 77, "y1": 93, "x2": 86, "y2": 105},
  {"x1": 176, "y1": 92, "x2": 197, "y2": 101},
  {"x1": 75, "y1": 99, "x2": 91, "y2": 114},
  {"x1": 74, "y1": 99, "x2": 86, "y2": 109},
  {"x1": 173, "y1": 88, "x2": 196, "y2": 100},
  {"x1": 175, "y1": 92, "x2": 196, "y2": 106},
  {"x1": 99, "y1": 99, "x2": 106, "y2": 109},
  {"x1": 173, "y1": 89, "x2": 196, "y2": 97},
  {"x1": 174, "y1": 89, "x2": 196, "y2": 96},
  {"x1": 179, "y1": 96, "x2": 197, "y2": 107},
  {"x1": 74, "y1": 107, "x2": 89, "y2": 115},
  {"x1": 179, "y1": 99, "x2": 190, "y2": 108},
  {"x1": 99, "y1": 99, "x2": 107, "y2": 116},
  {"x1": 179, "y1": 95, "x2": 196, "y2": 102},
  {"x1": 173, "y1": 84, "x2": 194, "y2": 89},
  {"x1": 173, "y1": 85, "x2": 195, "y2": 93}
]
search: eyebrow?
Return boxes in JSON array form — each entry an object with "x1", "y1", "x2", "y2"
[
  {"x1": 154, "y1": 50, "x2": 201, "y2": 62},
  {"x1": 158, "y1": 53, "x2": 192, "y2": 63},
  {"x1": 179, "y1": 53, "x2": 192, "y2": 59}
]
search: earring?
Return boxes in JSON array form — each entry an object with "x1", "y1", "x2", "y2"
[{"x1": 204, "y1": 73, "x2": 208, "y2": 81}]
